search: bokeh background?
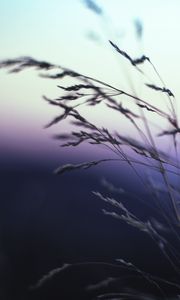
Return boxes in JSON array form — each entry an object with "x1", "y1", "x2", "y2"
[{"x1": 1, "y1": 1, "x2": 180, "y2": 299}]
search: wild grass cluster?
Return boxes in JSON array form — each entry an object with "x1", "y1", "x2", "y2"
[
  {"x1": 1, "y1": 2, "x2": 180, "y2": 299},
  {"x1": 1, "y1": 40, "x2": 180, "y2": 298}
]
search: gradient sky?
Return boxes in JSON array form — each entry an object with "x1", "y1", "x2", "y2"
[{"x1": 1, "y1": 0, "x2": 180, "y2": 162}]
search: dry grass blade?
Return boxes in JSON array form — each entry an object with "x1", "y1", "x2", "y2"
[
  {"x1": 29, "y1": 263, "x2": 70, "y2": 290},
  {"x1": 106, "y1": 101, "x2": 139, "y2": 120},
  {"x1": 133, "y1": 55, "x2": 150, "y2": 65},
  {"x1": 43, "y1": 99, "x2": 75, "y2": 128},
  {"x1": 54, "y1": 159, "x2": 117, "y2": 174},
  {"x1": 137, "y1": 104, "x2": 156, "y2": 112},
  {"x1": 145, "y1": 84, "x2": 174, "y2": 97},
  {"x1": 158, "y1": 128, "x2": 180, "y2": 137},
  {"x1": 109, "y1": 40, "x2": 149, "y2": 68},
  {"x1": 109, "y1": 40, "x2": 134, "y2": 64},
  {"x1": 83, "y1": 0, "x2": 103, "y2": 15},
  {"x1": 93, "y1": 191, "x2": 180, "y2": 275},
  {"x1": 40, "y1": 69, "x2": 80, "y2": 79},
  {"x1": 86, "y1": 277, "x2": 115, "y2": 291},
  {"x1": 101, "y1": 178, "x2": 125, "y2": 194},
  {"x1": 115, "y1": 134, "x2": 167, "y2": 163},
  {"x1": 58, "y1": 84, "x2": 100, "y2": 92},
  {"x1": 116, "y1": 259, "x2": 166, "y2": 298},
  {"x1": 0, "y1": 56, "x2": 54, "y2": 72}
]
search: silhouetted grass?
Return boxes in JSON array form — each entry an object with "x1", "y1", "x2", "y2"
[{"x1": 1, "y1": 37, "x2": 180, "y2": 299}]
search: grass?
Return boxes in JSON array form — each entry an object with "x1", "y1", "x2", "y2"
[{"x1": 1, "y1": 29, "x2": 180, "y2": 300}]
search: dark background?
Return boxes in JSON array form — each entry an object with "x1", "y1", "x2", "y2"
[{"x1": 0, "y1": 152, "x2": 179, "y2": 300}]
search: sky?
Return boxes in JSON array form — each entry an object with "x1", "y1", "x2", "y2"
[{"x1": 0, "y1": 0, "x2": 180, "y2": 164}]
